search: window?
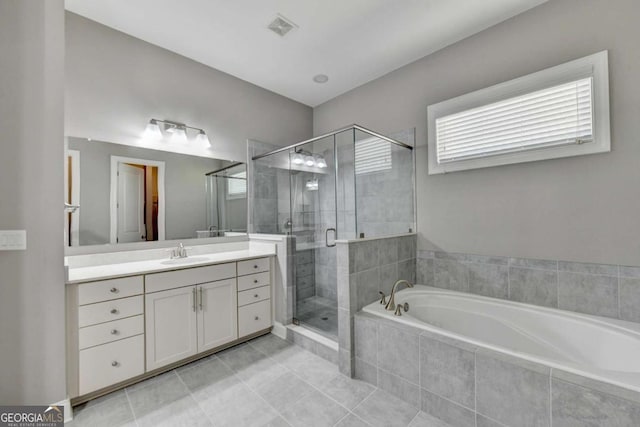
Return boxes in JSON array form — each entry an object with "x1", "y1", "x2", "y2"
[
  {"x1": 427, "y1": 51, "x2": 610, "y2": 174},
  {"x1": 355, "y1": 136, "x2": 392, "y2": 174},
  {"x1": 226, "y1": 171, "x2": 246, "y2": 198}
]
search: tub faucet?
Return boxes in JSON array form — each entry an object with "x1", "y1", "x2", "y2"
[{"x1": 385, "y1": 279, "x2": 413, "y2": 311}]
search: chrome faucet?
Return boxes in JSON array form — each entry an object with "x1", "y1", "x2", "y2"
[
  {"x1": 385, "y1": 279, "x2": 413, "y2": 311},
  {"x1": 169, "y1": 243, "x2": 189, "y2": 259}
]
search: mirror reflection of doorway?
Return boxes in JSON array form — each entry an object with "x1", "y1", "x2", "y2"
[
  {"x1": 110, "y1": 156, "x2": 165, "y2": 244},
  {"x1": 66, "y1": 149, "x2": 81, "y2": 246}
]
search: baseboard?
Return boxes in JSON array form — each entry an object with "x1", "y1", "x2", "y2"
[
  {"x1": 271, "y1": 321, "x2": 287, "y2": 339},
  {"x1": 52, "y1": 398, "x2": 72, "y2": 423}
]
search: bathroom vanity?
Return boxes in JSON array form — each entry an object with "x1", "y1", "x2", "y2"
[{"x1": 65, "y1": 244, "x2": 275, "y2": 404}]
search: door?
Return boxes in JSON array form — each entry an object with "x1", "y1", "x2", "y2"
[
  {"x1": 145, "y1": 286, "x2": 198, "y2": 370},
  {"x1": 290, "y1": 135, "x2": 340, "y2": 340},
  {"x1": 197, "y1": 279, "x2": 238, "y2": 352},
  {"x1": 117, "y1": 163, "x2": 146, "y2": 243}
]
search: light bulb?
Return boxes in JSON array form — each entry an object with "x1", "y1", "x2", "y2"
[
  {"x1": 315, "y1": 155, "x2": 327, "y2": 168},
  {"x1": 195, "y1": 130, "x2": 211, "y2": 148},
  {"x1": 169, "y1": 126, "x2": 188, "y2": 144},
  {"x1": 292, "y1": 152, "x2": 304, "y2": 165},
  {"x1": 142, "y1": 119, "x2": 162, "y2": 141},
  {"x1": 304, "y1": 155, "x2": 315, "y2": 167}
]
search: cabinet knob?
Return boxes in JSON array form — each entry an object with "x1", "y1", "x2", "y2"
[
  {"x1": 254, "y1": 294, "x2": 259, "y2": 298},
  {"x1": 110, "y1": 329, "x2": 118, "y2": 335},
  {"x1": 110, "y1": 287, "x2": 119, "y2": 293},
  {"x1": 253, "y1": 279, "x2": 258, "y2": 283},
  {"x1": 111, "y1": 361, "x2": 119, "y2": 367},
  {"x1": 254, "y1": 265, "x2": 258, "y2": 269},
  {"x1": 110, "y1": 309, "x2": 119, "y2": 315},
  {"x1": 254, "y1": 316, "x2": 259, "y2": 321}
]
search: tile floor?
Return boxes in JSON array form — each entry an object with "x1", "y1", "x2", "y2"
[
  {"x1": 296, "y1": 296, "x2": 338, "y2": 340},
  {"x1": 68, "y1": 334, "x2": 453, "y2": 427}
]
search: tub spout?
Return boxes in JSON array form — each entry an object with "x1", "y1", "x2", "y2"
[{"x1": 385, "y1": 279, "x2": 413, "y2": 311}]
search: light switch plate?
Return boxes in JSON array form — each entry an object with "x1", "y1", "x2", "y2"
[{"x1": 0, "y1": 230, "x2": 27, "y2": 250}]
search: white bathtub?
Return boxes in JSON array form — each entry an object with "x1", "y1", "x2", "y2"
[{"x1": 363, "y1": 285, "x2": 640, "y2": 392}]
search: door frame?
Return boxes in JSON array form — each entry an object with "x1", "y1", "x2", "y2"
[
  {"x1": 110, "y1": 155, "x2": 165, "y2": 244},
  {"x1": 67, "y1": 149, "x2": 81, "y2": 246}
]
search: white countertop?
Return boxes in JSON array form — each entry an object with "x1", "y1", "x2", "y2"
[{"x1": 67, "y1": 247, "x2": 276, "y2": 284}]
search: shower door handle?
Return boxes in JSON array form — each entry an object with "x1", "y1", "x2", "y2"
[{"x1": 325, "y1": 228, "x2": 336, "y2": 247}]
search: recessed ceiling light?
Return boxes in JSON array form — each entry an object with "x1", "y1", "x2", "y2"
[
  {"x1": 268, "y1": 15, "x2": 297, "y2": 37},
  {"x1": 313, "y1": 74, "x2": 329, "y2": 84}
]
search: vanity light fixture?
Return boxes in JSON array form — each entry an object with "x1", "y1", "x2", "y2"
[
  {"x1": 292, "y1": 149, "x2": 327, "y2": 168},
  {"x1": 142, "y1": 119, "x2": 211, "y2": 148},
  {"x1": 305, "y1": 178, "x2": 319, "y2": 191}
]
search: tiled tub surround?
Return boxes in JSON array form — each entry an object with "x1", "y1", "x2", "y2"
[
  {"x1": 417, "y1": 251, "x2": 640, "y2": 323},
  {"x1": 354, "y1": 312, "x2": 640, "y2": 427},
  {"x1": 336, "y1": 234, "x2": 417, "y2": 376}
]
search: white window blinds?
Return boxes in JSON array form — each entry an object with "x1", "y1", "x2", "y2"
[
  {"x1": 355, "y1": 137, "x2": 392, "y2": 174},
  {"x1": 435, "y1": 77, "x2": 593, "y2": 164},
  {"x1": 227, "y1": 171, "x2": 246, "y2": 196}
]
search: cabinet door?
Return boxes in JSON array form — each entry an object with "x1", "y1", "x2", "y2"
[
  {"x1": 197, "y1": 279, "x2": 238, "y2": 352},
  {"x1": 145, "y1": 286, "x2": 198, "y2": 371}
]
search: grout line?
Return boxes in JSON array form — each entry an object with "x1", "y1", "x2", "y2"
[
  {"x1": 214, "y1": 349, "x2": 295, "y2": 427},
  {"x1": 123, "y1": 387, "x2": 140, "y2": 427},
  {"x1": 475, "y1": 411, "x2": 510, "y2": 427},
  {"x1": 474, "y1": 350, "x2": 478, "y2": 427},
  {"x1": 407, "y1": 411, "x2": 421, "y2": 426},
  {"x1": 173, "y1": 367, "x2": 218, "y2": 427},
  {"x1": 549, "y1": 368, "x2": 553, "y2": 427}
]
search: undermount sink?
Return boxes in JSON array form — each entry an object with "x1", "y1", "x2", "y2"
[{"x1": 160, "y1": 256, "x2": 210, "y2": 266}]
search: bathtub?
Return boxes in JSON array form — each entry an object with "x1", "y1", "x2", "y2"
[{"x1": 363, "y1": 285, "x2": 640, "y2": 392}]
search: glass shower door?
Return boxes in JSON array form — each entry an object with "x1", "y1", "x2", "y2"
[{"x1": 290, "y1": 135, "x2": 339, "y2": 339}]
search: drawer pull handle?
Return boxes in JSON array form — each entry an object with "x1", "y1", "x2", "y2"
[
  {"x1": 254, "y1": 294, "x2": 259, "y2": 298},
  {"x1": 111, "y1": 361, "x2": 119, "y2": 367},
  {"x1": 110, "y1": 287, "x2": 119, "y2": 293},
  {"x1": 110, "y1": 329, "x2": 118, "y2": 335},
  {"x1": 254, "y1": 316, "x2": 259, "y2": 321},
  {"x1": 110, "y1": 309, "x2": 119, "y2": 315}
]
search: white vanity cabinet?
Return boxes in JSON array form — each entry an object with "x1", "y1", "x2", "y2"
[
  {"x1": 67, "y1": 255, "x2": 273, "y2": 403},
  {"x1": 145, "y1": 278, "x2": 238, "y2": 371},
  {"x1": 69, "y1": 276, "x2": 145, "y2": 396}
]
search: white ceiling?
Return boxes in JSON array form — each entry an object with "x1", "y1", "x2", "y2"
[{"x1": 65, "y1": 0, "x2": 547, "y2": 107}]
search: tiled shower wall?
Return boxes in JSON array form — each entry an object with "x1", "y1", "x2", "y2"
[
  {"x1": 417, "y1": 250, "x2": 640, "y2": 323},
  {"x1": 336, "y1": 233, "x2": 417, "y2": 376}
]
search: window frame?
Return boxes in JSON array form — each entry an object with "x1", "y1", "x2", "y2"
[
  {"x1": 225, "y1": 171, "x2": 246, "y2": 200},
  {"x1": 427, "y1": 50, "x2": 610, "y2": 175}
]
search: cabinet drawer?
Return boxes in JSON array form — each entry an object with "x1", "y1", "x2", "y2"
[
  {"x1": 237, "y1": 257, "x2": 270, "y2": 276},
  {"x1": 78, "y1": 276, "x2": 143, "y2": 305},
  {"x1": 238, "y1": 299, "x2": 271, "y2": 337},
  {"x1": 237, "y1": 271, "x2": 270, "y2": 292},
  {"x1": 78, "y1": 295, "x2": 143, "y2": 327},
  {"x1": 79, "y1": 315, "x2": 144, "y2": 350},
  {"x1": 79, "y1": 335, "x2": 144, "y2": 395},
  {"x1": 238, "y1": 285, "x2": 270, "y2": 307},
  {"x1": 146, "y1": 263, "x2": 236, "y2": 293}
]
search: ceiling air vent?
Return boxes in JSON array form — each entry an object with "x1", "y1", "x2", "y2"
[{"x1": 268, "y1": 14, "x2": 297, "y2": 37}]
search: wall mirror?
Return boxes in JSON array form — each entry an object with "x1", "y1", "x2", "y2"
[{"x1": 65, "y1": 137, "x2": 247, "y2": 247}]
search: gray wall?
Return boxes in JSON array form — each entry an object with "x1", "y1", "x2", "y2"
[
  {"x1": 68, "y1": 137, "x2": 222, "y2": 245},
  {"x1": 314, "y1": 0, "x2": 640, "y2": 266},
  {"x1": 0, "y1": 0, "x2": 66, "y2": 404},
  {"x1": 65, "y1": 12, "x2": 312, "y2": 163}
]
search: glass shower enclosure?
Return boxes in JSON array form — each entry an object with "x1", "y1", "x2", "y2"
[{"x1": 251, "y1": 126, "x2": 415, "y2": 341}]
